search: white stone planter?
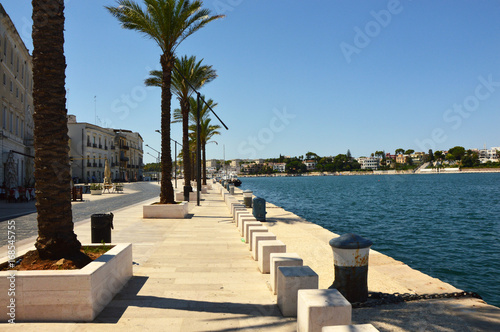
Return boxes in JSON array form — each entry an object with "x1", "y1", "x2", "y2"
[
  {"x1": 0, "y1": 243, "x2": 132, "y2": 322},
  {"x1": 90, "y1": 189, "x2": 102, "y2": 195},
  {"x1": 143, "y1": 201, "x2": 188, "y2": 219}
]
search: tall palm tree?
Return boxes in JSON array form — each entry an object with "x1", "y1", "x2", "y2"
[
  {"x1": 32, "y1": 0, "x2": 82, "y2": 259},
  {"x1": 145, "y1": 55, "x2": 216, "y2": 199},
  {"x1": 107, "y1": 0, "x2": 222, "y2": 204}
]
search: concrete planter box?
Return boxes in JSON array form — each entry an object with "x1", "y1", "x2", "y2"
[
  {"x1": 143, "y1": 201, "x2": 188, "y2": 219},
  {"x1": 90, "y1": 189, "x2": 102, "y2": 195},
  {"x1": 0, "y1": 243, "x2": 132, "y2": 322}
]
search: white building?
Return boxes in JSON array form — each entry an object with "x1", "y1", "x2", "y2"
[
  {"x1": 68, "y1": 115, "x2": 143, "y2": 183},
  {"x1": 359, "y1": 157, "x2": 379, "y2": 170},
  {"x1": 479, "y1": 147, "x2": 499, "y2": 163},
  {"x1": 272, "y1": 162, "x2": 286, "y2": 172},
  {"x1": 0, "y1": 5, "x2": 34, "y2": 188},
  {"x1": 303, "y1": 160, "x2": 317, "y2": 171}
]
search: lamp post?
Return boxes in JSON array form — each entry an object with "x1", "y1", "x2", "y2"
[
  {"x1": 156, "y1": 129, "x2": 182, "y2": 189},
  {"x1": 145, "y1": 144, "x2": 161, "y2": 183}
]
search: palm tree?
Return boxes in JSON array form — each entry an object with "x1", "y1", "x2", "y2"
[
  {"x1": 107, "y1": 0, "x2": 222, "y2": 204},
  {"x1": 186, "y1": 96, "x2": 220, "y2": 185},
  {"x1": 145, "y1": 55, "x2": 216, "y2": 198},
  {"x1": 190, "y1": 117, "x2": 220, "y2": 184},
  {"x1": 32, "y1": 0, "x2": 82, "y2": 259}
]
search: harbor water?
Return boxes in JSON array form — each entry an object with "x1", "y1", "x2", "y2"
[{"x1": 240, "y1": 173, "x2": 500, "y2": 307}]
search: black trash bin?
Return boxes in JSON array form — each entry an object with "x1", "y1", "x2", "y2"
[{"x1": 91, "y1": 212, "x2": 114, "y2": 243}]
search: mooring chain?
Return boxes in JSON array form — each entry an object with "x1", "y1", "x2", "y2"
[{"x1": 352, "y1": 291, "x2": 483, "y2": 308}]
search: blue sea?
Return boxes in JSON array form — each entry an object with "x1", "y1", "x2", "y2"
[{"x1": 240, "y1": 173, "x2": 500, "y2": 307}]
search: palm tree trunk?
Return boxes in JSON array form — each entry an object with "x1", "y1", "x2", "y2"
[
  {"x1": 159, "y1": 53, "x2": 175, "y2": 204},
  {"x1": 182, "y1": 99, "x2": 192, "y2": 199},
  {"x1": 202, "y1": 142, "x2": 207, "y2": 185},
  {"x1": 32, "y1": 0, "x2": 81, "y2": 259}
]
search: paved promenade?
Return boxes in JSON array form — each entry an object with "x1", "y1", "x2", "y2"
[{"x1": 1, "y1": 183, "x2": 500, "y2": 331}]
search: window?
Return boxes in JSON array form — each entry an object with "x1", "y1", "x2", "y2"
[
  {"x1": 15, "y1": 116, "x2": 18, "y2": 135},
  {"x1": 3, "y1": 74, "x2": 5, "y2": 85},
  {"x1": 3, "y1": 38, "x2": 6, "y2": 56},
  {"x1": 21, "y1": 120, "x2": 24, "y2": 138},
  {"x1": 2, "y1": 107, "x2": 6, "y2": 129},
  {"x1": 10, "y1": 112, "x2": 13, "y2": 133},
  {"x1": 10, "y1": 80, "x2": 12, "y2": 92},
  {"x1": 16, "y1": 87, "x2": 18, "y2": 98},
  {"x1": 21, "y1": 93, "x2": 23, "y2": 102}
]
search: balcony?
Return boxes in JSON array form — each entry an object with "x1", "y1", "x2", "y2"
[
  {"x1": 93, "y1": 143, "x2": 97, "y2": 148},
  {"x1": 99, "y1": 144, "x2": 102, "y2": 149},
  {"x1": 120, "y1": 157, "x2": 129, "y2": 162},
  {"x1": 87, "y1": 142, "x2": 92, "y2": 147},
  {"x1": 121, "y1": 145, "x2": 129, "y2": 150},
  {"x1": 111, "y1": 145, "x2": 115, "y2": 150},
  {"x1": 99, "y1": 163, "x2": 102, "y2": 168},
  {"x1": 87, "y1": 162, "x2": 91, "y2": 167},
  {"x1": 111, "y1": 162, "x2": 116, "y2": 167},
  {"x1": 93, "y1": 162, "x2": 97, "y2": 167},
  {"x1": 105, "y1": 146, "x2": 108, "y2": 150}
]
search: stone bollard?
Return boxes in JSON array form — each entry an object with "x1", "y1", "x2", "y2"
[
  {"x1": 328, "y1": 233, "x2": 373, "y2": 303},
  {"x1": 229, "y1": 184, "x2": 235, "y2": 195},
  {"x1": 243, "y1": 190, "x2": 253, "y2": 208}
]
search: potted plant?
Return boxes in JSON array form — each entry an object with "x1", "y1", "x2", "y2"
[{"x1": 90, "y1": 183, "x2": 103, "y2": 195}]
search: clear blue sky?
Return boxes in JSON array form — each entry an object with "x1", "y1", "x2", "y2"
[{"x1": 4, "y1": 0, "x2": 500, "y2": 163}]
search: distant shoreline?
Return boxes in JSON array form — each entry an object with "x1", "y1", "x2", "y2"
[{"x1": 239, "y1": 167, "x2": 500, "y2": 178}]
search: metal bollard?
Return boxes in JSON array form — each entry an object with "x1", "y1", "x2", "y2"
[
  {"x1": 328, "y1": 233, "x2": 372, "y2": 303},
  {"x1": 243, "y1": 190, "x2": 253, "y2": 208},
  {"x1": 252, "y1": 197, "x2": 267, "y2": 221}
]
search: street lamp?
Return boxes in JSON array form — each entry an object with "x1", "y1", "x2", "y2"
[{"x1": 156, "y1": 129, "x2": 182, "y2": 189}]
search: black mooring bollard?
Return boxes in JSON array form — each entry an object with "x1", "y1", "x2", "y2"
[{"x1": 328, "y1": 233, "x2": 373, "y2": 303}]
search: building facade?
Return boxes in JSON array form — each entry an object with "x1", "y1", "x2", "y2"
[
  {"x1": 478, "y1": 147, "x2": 499, "y2": 163},
  {"x1": 359, "y1": 157, "x2": 379, "y2": 170},
  {"x1": 0, "y1": 5, "x2": 34, "y2": 188},
  {"x1": 68, "y1": 115, "x2": 143, "y2": 183}
]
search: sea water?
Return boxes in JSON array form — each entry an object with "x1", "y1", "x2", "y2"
[{"x1": 240, "y1": 173, "x2": 500, "y2": 307}]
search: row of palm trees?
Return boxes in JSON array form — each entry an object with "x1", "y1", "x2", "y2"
[
  {"x1": 31, "y1": 0, "x2": 223, "y2": 261},
  {"x1": 144, "y1": 56, "x2": 221, "y2": 187}
]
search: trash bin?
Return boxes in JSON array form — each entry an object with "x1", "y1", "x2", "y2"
[
  {"x1": 243, "y1": 190, "x2": 253, "y2": 208},
  {"x1": 252, "y1": 197, "x2": 267, "y2": 221},
  {"x1": 91, "y1": 212, "x2": 114, "y2": 243}
]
